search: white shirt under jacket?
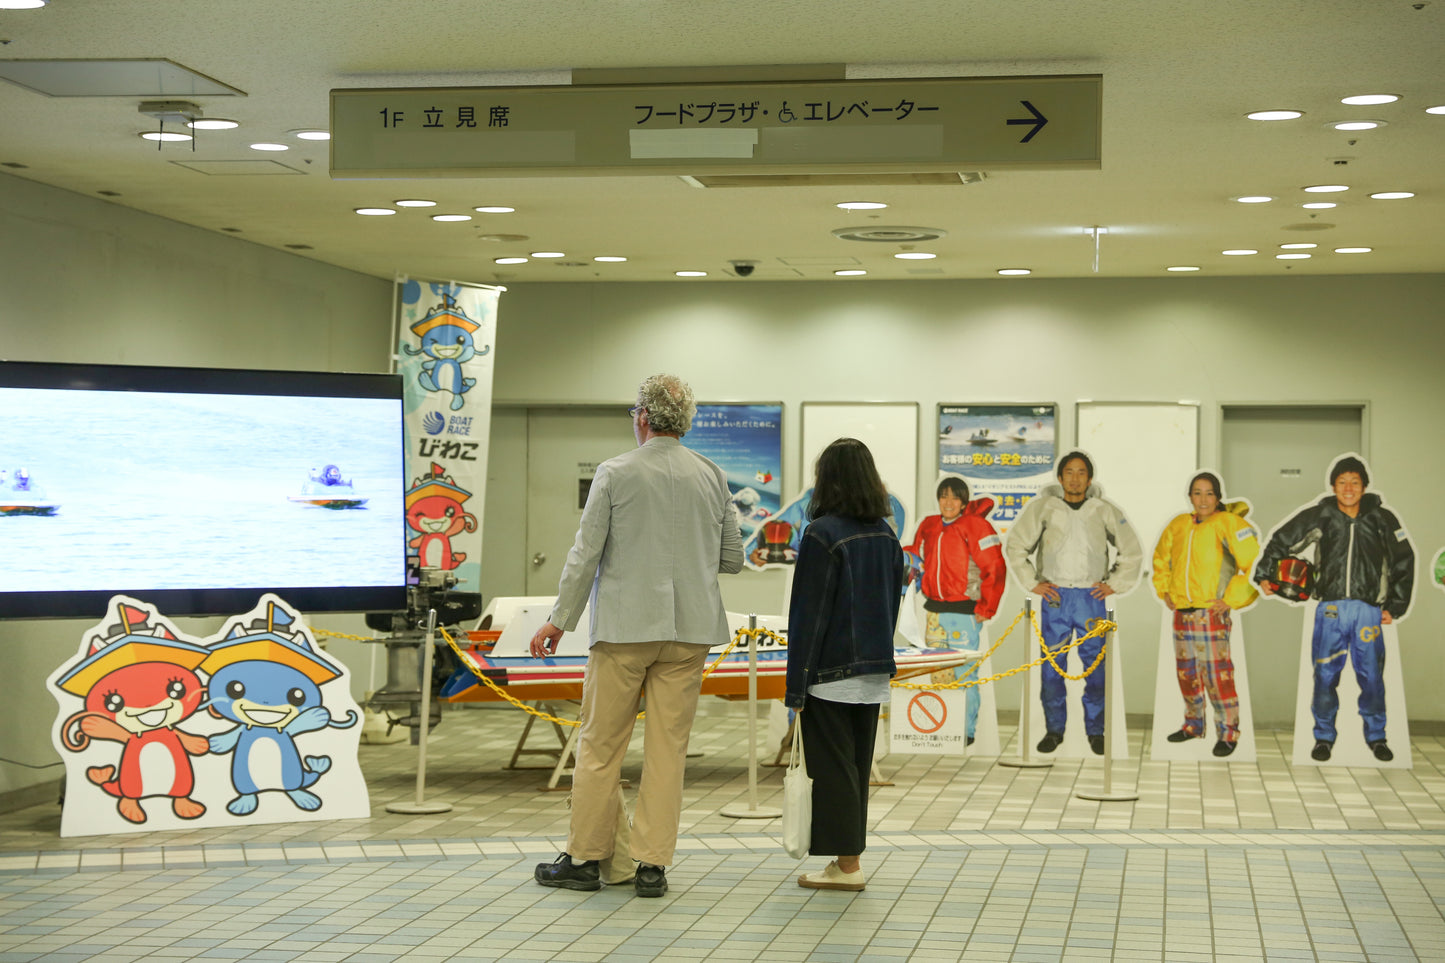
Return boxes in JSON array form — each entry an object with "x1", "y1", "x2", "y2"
[
  {"x1": 548, "y1": 435, "x2": 744, "y2": 646},
  {"x1": 1004, "y1": 483, "x2": 1143, "y2": 592}
]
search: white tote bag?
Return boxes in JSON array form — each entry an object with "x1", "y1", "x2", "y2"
[{"x1": 782, "y1": 713, "x2": 812, "y2": 859}]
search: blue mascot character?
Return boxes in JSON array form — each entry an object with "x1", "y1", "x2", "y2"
[
  {"x1": 402, "y1": 291, "x2": 490, "y2": 411},
  {"x1": 201, "y1": 601, "x2": 358, "y2": 815}
]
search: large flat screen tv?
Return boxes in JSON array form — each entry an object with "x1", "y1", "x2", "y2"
[{"x1": 0, "y1": 360, "x2": 407, "y2": 619}]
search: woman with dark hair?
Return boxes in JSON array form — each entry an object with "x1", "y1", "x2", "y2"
[
  {"x1": 1152, "y1": 470, "x2": 1260, "y2": 756},
  {"x1": 784, "y1": 438, "x2": 906, "y2": 891}
]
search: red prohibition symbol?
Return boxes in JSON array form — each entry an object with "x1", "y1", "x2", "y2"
[{"x1": 907, "y1": 691, "x2": 948, "y2": 734}]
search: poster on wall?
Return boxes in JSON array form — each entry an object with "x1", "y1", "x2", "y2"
[
  {"x1": 937, "y1": 404, "x2": 1056, "y2": 533},
  {"x1": 48, "y1": 595, "x2": 368, "y2": 838},
  {"x1": 1147, "y1": 469, "x2": 1261, "y2": 763},
  {"x1": 1253, "y1": 452, "x2": 1415, "y2": 769},
  {"x1": 394, "y1": 278, "x2": 502, "y2": 592},
  {"x1": 680, "y1": 403, "x2": 783, "y2": 544}
]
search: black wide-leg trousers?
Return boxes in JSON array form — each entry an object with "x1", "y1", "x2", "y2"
[{"x1": 800, "y1": 694, "x2": 879, "y2": 857}]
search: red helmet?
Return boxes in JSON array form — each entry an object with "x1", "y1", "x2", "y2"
[{"x1": 1273, "y1": 556, "x2": 1313, "y2": 602}]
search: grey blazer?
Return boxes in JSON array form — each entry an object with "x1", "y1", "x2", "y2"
[{"x1": 548, "y1": 435, "x2": 744, "y2": 646}]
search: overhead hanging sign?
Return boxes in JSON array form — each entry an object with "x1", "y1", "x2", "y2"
[{"x1": 329, "y1": 74, "x2": 1101, "y2": 178}]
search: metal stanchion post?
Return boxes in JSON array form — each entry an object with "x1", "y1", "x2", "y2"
[
  {"x1": 386, "y1": 608, "x2": 453, "y2": 814},
  {"x1": 720, "y1": 614, "x2": 782, "y2": 819},
  {"x1": 1076, "y1": 601, "x2": 1138, "y2": 801},
  {"x1": 998, "y1": 597, "x2": 1052, "y2": 770}
]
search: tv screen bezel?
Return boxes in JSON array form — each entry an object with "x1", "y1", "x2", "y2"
[{"x1": 0, "y1": 360, "x2": 408, "y2": 620}]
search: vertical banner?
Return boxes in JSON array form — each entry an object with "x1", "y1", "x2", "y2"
[
  {"x1": 394, "y1": 279, "x2": 501, "y2": 590},
  {"x1": 938, "y1": 404, "x2": 1056, "y2": 533},
  {"x1": 680, "y1": 403, "x2": 783, "y2": 545}
]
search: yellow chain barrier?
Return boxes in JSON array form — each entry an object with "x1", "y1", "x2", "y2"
[
  {"x1": 890, "y1": 613, "x2": 1115, "y2": 690},
  {"x1": 313, "y1": 628, "x2": 380, "y2": 643}
]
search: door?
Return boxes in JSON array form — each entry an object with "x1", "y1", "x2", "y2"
[
  {"x1": 524, "y1": 407, "x2": 638, "y2": 595},
  {"x1": 1220, "y1": 405, "x2": 1363, "y2": 726}
]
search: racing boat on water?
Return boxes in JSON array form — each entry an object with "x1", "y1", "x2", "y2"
[
  {"x1": 967, "y1": 428, "x2": 1000, "y2": 446},
  {"x1": 0, "y1": 469, "x2": 59, "y2": 516},
  {"x1": 287, "y1": 464, "x2": 368, "y2": 509}
]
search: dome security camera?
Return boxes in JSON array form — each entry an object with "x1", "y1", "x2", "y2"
[{"x1": 730, "y1": 260, "x2": 758, "y2": 277}]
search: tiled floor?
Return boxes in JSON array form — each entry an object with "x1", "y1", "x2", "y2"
[{"x1": 3, "y1": 700, "x2": 1445, "y2": 961}]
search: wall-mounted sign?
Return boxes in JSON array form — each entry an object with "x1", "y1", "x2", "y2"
[{"x1": 330, "y1": 74, "x2": 1101, "y2": 178}]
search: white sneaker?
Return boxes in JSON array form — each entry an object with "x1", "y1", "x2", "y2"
[{"x1": 798, "y1": 860, "x2": 865, "y2": 891}]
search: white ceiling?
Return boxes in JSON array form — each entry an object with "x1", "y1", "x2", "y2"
[{"x1": 1, "y1": 0, "x2": 1441, "y2": 284}]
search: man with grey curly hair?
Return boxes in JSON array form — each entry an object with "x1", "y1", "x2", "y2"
[
  {"x1": 531, "y1": 373, "x2": 743, "y2": 898},
  {"x1": 633, "y1": 373, "x2": 696, "y2": 437}
]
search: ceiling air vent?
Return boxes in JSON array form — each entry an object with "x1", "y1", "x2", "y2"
[{"x1": 831, "y1": 226, "x2": 948, "y2": 243}]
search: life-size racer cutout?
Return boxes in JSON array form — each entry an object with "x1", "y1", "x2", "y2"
[{"x1": 202, "y1": 600, "x2": 358, "y2": 815}]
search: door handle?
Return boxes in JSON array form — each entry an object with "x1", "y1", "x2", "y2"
[{"x1": 531, "y1": 552, "x2": 547, "y2": 568}]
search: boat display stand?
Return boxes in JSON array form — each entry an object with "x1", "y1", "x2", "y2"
[{"x1": 504, "y1": 702, "x2": 576, "y2": 771}]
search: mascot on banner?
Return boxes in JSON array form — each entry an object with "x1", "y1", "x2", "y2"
[
  {"x1": 402, "y1": 290, "x2": 489, "y2": 411},
  {"x1": 405, "y1": 462, "x2": 477, "y2": 571}
]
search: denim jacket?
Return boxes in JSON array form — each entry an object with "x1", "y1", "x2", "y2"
[{"x1": 784, "y1": 513, "x2": 906, "y2": 709}]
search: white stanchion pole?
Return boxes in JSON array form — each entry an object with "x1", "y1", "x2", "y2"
[
  {"x1": 720, "y1": 613, "x2": 782, "y2": 819},
  {"x1": 1076, "y1": 601, "x2": 1138, "y2": 802},
  {"x1": 998, "y1": 597, "x2": 1053, "y2": 770},
  {"x1": 386, "y1": 608, "x2": 453, "y2": 814}
]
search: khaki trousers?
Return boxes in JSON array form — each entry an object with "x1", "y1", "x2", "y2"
[{"x1": 567, "y1": 640, "x2": 710, "y2": 867}]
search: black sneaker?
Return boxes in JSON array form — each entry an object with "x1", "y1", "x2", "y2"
[
  {"x1": 1212, "y1": 740, "x2": 1237, "y2": 757},
  {"x1": 1311, "y1": 740, "x2": 1333, "y2": 762},
  {"x1": 535, "y1": 853, "x2": 601, "y2": 891},
  {"x1": 1167, "y1": 727, "x2": 1203, "y2": 743},
  {"x1": 1036, "y1": 731, "x2": 1064, "y2": 753},
  {"x1": 1370, "y1": 740, "x2": 1394, "y2": 762},
  {"x1": 1087, "y1": 734, "x2": 1104, "y2": 755},
  {"x1": 635, "y1": 862, "x2": 668, "y2": 898}
]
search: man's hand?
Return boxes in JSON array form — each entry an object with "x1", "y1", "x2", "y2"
[
  {"x1": 748, "y1": 547, "x2": 768, "y2": 567},
  {"x1": 1382, "y1": 610, "x2": 1394, "y2": 625},
  {"x1": 1260, "y1": 582, "x2": 1277, "y2": 596},
  {"x1": 530, "y1": 621, "x2": 564, "y2": 658},
  {"x1": 1207, "y1": 598, "x2": 1230, "y2": 617},
  {"x1": 1090, "y1": 581, "x2": 1116, "y2": 600},
  {"x1": 1032, "y1": 581, "x2": 1061, "y2": 603}
]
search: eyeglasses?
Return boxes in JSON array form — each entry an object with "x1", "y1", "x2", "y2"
[{"x1": 628, "y1": 405, "x2": 645, "y2": 418}]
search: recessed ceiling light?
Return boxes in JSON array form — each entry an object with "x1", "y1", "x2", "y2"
[
  {"x1": 1341, "y1": 94, "x2": 1399, "y2": 106},
  {"x1": 187, "y1": 118, "x2": 239, "y2": 130},
  {"x1": 1276, "y1": 253, "x2": 1311, "y2": 259},
  {"x1": 894, "y1": 252, "x2": 936, "y2": 260},
  {"x1": 1369, "y1": 191, "x2": 1415, "y2": 200},
  {"x1": 1246, "y1": 109, "x2": 1303, "y2": 121},
  {"x1": 1302, "y1": 201, "x2": 1337, "y2": 209},
  {"x1": 139, "y1": 131, "x2": 192, "y2": 142},
  {"x1": 394, "y1": 199, "x2": 436, "y2": 208},
  {"x1": 0, "y1": 1, "x2": 47, "y2": 9},
  {"x1": 293, "y1": 130, "x2": 330, "y2": 141},
  {"x1": 1280, "y1": 243, "x2": 1318, "y2": 250},
  {"x1": 1427, "y1": 105, "x2": 1445, "y2": 115},
  {"x1": 1166, "y1": 266, "x2": 1201, "y2": 272},
  {"x1": 1303, "y1": 184, "x2": 1349, "y2": 193},
  {"x1": 1222, "y1": 249, "x2": 1258, "y2": 256},
  {"x1": 530, "y1": 251, "x2": 565, "y2": 258},
  {"x1": 1234, "y1": 195, "x2": 1274, "y2": 204},
  {"x1": 675, "y1": 271, "x2": 707, "y2": 277},
  {"x1": 834, "y1": 269, "x2": 867, "y2": 276},
  {"x1": 249, "y1": 142, "x2": 288, "y2": 151},
  {"x1": 1329, "y1": 120, "x2": 1385, "y2": 131},
  {"x1": 495, "y1": 257, "x2": 528, "y2": 265},
  {"x1": 997, "y1": 268, "x2": 1031, "y2": 276},
  {"x1": 354, "y1": 207, "x2": 396, "y2": 216},
  {"x1": 837, "y1": 201, "x2": 888, "y2": 211},
  {"x1": 1334, "y1": 247, "x2": 1373, "y2": 254},
  {"x1": 593, "y1": 256, "x2": 628, "y2": 263},
  {"x1": 474, "y1": 206, "x2": 516, "y2": 214},
  {"x1": 432, "y1": 214, "x2": 472, "y2": 222}
]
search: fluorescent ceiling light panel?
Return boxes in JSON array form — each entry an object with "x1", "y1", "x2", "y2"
[{"x1": 0, "y1": 58, "x2": 243, "y2": 97}]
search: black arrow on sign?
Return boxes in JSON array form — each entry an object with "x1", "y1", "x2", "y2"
[{"x1": 1007, "y1": 100, "x2": 1048, "y2": 143}]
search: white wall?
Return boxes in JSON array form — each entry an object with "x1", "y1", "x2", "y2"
[
  {"x1": 0, "y1": 173, "x2": 394, "y2": 800},
  {"x1": 485, "y1": 276, "x2": 1445, "y2": 727}
]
